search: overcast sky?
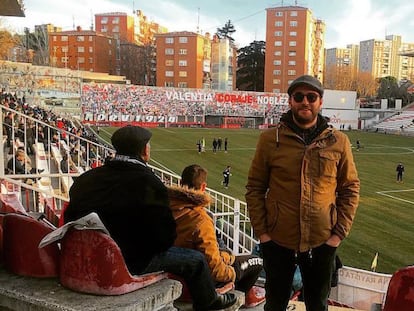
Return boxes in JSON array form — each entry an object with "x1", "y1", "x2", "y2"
[{"x1": 2, "y1": 0, "x2": 414, "y2": 49}]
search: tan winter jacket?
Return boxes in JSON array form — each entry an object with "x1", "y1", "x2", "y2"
[
  {"x1": 246, "y1": 121, "x2": 360, "y2": 252},
  {"x1": 168, "y1": 186, "x2": 236, "y2": 282}
]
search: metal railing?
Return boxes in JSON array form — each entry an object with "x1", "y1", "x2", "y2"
[{"x1": 0, "y1": 103, "x2": 257, "y2": 255}]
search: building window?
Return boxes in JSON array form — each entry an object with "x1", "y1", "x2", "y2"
[
  {"x1": 288, "y1": 70, "x2": 296, "y2": 75},
  {"x1": 113, "y1": 26, "x2": 119, "y2": 32},
  {"x1": 273, "y1": 60, "x2": 281, "y2": 65},
  {"x1": 166, "y1": 37, "x2": 174, "y2": 44},
  {"x1": 61, "y1": 36, "x2": 68, "y2": 42},
  {"x1": 178, "y1": 60, "x2": 187, "y2": 66},
  {"x1": 165, "y1": 81, "x2": 174, "y2": 87},
  {"x1": 179, "y1": 49, "x2": 187, "y2": 55},
  {"x1": 89, "y1": 46, "x2": 93, "y2": 53},
  {"x1": 275, "y1": 11, "x2": 283, "y2": 17},
  {"x1": 165, "y1": 48, "x2": 174, "y2": 55},
  {"x1": 78, "y1": 57, "x2": 85, "y2": 64},
  {"x1": 179, "y1": 37, "x2": 188, "y2": 43},
  {"x1": 274, "y1": 31, "x2": 283, "y2": 37},
  {"x1": 77, "y1": 46, "x2": 84, "y2": 53},
  {"x1": 288, "y1": 51, "x2": 296, "y2": 56},
  {"x1": 89, "y1": 36, "x2": 93, "y2": 41},
  {"x1": 112, "y1": 17, "x2": 119, "y2": 24},
  {"x1": 290, "y1": 11, "x2": 298, "y2": 16},
  {"x1": 179, "y1": 71, "x2": 187, "y2": 77},
  {"x1": 273, "y1": 88, "x2": 281, "y2": 93},
  {"x1": 275, "y1": 21, "x2": 283, "y2": 27},
  {"x1": 165, "y1": 71, "x2": 174, "y2": 77},
  {"x1": 101, "y1": 17, "x2": 108, "y2": 24},
  {"x1": 288, "y1": 60, "x2": 296, "y2": 65},
  {"x1": 273, "y1": 79, "x2": 281, "y2": 84},
  {"x1": 62, "y1": 46, "x2": 68, "y2": 53},
  {"x1": 289, "y1": 41, "x2": 297, "y2": 46},
  {"x1": 274, "y1": 41, "x2": 282, "y2": 46},
  {"x1": 165, "y1": 59, "x2": 174, "y2": 66},
  {"x1": 274, "y1": 51, "x2": 282, "y2": 56},
  {"x1": 101, "y1": 26, "x2": 107, "y2": 32},
  {"x1": 290, "y1": 31, "x2": 297, "y2": 36},
  {"x1": 77, "y1": 36, "x2": 85, "y2": 42},
  {"x1": 178, "y1": 82, "x2": 188, "y2": 88},
  {"x1": 89, "y1": 57, "x2": 93, "y2": 64},
  {"x1": 290, "y1": 21, "x2": 298, "y2": 27},
  {"x1": 273, "y1": 70, "x2": 281, "y2": 75}
]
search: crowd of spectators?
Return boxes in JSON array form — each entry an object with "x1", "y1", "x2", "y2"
[
  {"x1": 81, "y1": 84, "x2": 289, "y2": 121},
  {"x1": 1, "y1": 90, "x2": 110, "y2": 174}
]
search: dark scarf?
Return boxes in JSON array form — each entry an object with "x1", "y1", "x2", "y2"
[{"x1": 280, "y1": 110, "x2": 329, "y2": 145}]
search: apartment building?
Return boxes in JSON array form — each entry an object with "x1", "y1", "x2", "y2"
[
  {"x1": 95, "y1": 11, "x2": 167, "y2": 81},
  {"x1": 325, "y1": 45, "x2": 359, "y2": 88},
  {"x1": 210, "y1": 36, "x2": 237, "y2": 90},
  {"x1": 265, "y1": 6, "x2": 325, "y2": 93},
  {"x1": 359, "y1": 35, "x2": 414, "y2": 81},
  {"x1": 95, "y1": 12, "x2": 134, "y2": 43},
  {"x1": 155, "y1": 31, "x2": 211, "y2": 89},
  {"x1": 49, "y1": 27, "x2": 116, "y2": 74}
]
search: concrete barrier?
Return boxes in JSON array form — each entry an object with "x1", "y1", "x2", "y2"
[{"x1": 0, "y1": 267, "x2": 182, "y2": 311}]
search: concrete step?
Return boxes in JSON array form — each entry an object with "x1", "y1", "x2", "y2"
[{"x1": 0, "y1": 267, "x2": 182, "y2": 311}]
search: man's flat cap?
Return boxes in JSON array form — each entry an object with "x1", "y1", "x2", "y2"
[
  {"x1": 111, "y1": 125, "x2": 152, "y2": 156},
  {"x1": 287, "y1": 75, "x2": 324, "y2": 97}
]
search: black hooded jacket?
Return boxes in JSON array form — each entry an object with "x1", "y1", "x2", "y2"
[{"x1": 64, "y1": 157, "x2": 177, "y2": 274}]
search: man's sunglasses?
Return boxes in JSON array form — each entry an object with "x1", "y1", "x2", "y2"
[{"x1": 292, "y1": 92, "x2": 320, "y2": 103}]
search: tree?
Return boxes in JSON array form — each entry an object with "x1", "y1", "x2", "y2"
[
  {"x1": 324, "y1": 64, "x2": 354, "y2": 91},
  {"x1": 236, "y1": 40, "x2": 265, "y2": 91},
  {"x1": 216, "y1": 20, "x2": 236, "y2": 44},
  {"x1": 377, "y1": 76, "x2": 399, "y2": 103},
  {"x1": 0, "y1": 29, "x2": 19, "y2": 60},
  {"x1": 355, "y1": 72, "x2": 378, "y2": 99},
  {"x1": 398, "y1": 80, "x2": 414, "y2": 106}
]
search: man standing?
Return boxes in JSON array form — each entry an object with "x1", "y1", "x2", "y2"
[
  {"x1": 222, "y1": 165, "x2": 231, "y2": 189},
  {"x1": 64, "y1": 126, "x2": 237, "y2": 311},
  {"x1": 245, "y1": 75, "x2": 360, "y2": 311},
  {"x1": 396, "y1": 162, "x2": 405, "y2": 183}
]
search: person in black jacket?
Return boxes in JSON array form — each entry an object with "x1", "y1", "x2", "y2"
[{"x1": 63, "y1": 126, "x2": 236, "y2": 311}]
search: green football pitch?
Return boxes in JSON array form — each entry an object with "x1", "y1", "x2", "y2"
[{"x1": 98, "y1": 127, "x2": 414, "y2": 275}]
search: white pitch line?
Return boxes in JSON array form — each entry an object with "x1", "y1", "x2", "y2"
[{"x1": 376, "y1": 189, "x2": 414, "y2": 205}]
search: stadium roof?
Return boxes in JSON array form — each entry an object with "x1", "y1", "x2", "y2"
[{"x1": 0, "y1": 0, "x2": 25, "y2": 17}]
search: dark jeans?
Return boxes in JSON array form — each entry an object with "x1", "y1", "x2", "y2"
[
  {"x1": 261, "y1": 241, "x2": 336, "y2": 311},
  {"x1": 142, "y1": 246, "x2": 217, "y2": 311}
]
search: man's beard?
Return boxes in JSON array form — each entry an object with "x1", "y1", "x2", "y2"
[{"x1": 291, "y1": 108, "x2": 318, "y2": 126}]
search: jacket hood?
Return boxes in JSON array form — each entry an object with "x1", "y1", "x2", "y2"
[{"x1": 167, "y1": 185, "x2": 211, "y2": 213}]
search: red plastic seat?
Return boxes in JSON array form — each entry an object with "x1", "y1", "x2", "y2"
[
  {"x1": 383, "y1": 265, "x2": 414, "y2": 311},
  {"x1": 245, "y1": 285, "x2": 266, "y2": 308},
  {"x1": 0, "y1": 193, "x2": 28, "y2": 215},
  {"x1": 0, "y1": 214, "x2": 4, "y2": 263},
  {"x1": 2, "y1": 213, "x2": 60, "y2": 277},
  {"x1": 44, "y1": 198, "x2": 60, "y2": 227},
  {"x1": 60, "y1": 229, "x2": 168, "y2": 295}
]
